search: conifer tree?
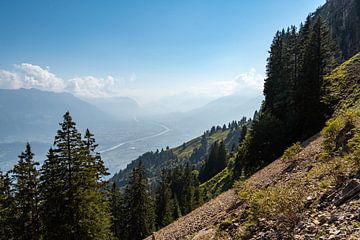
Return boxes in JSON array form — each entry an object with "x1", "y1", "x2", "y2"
[
  {"x1": 39, "y1": 148, "x2": 65, "y2": 240},
  {"x1": 0, "y1": 171, "x2": 16, "y2": 240},
  {"x1": 199, "y1": 141, "x2": 227, "y2": 182},
  {"x1": 12, "y1": 143, "x2": 40, "y2": 240},
  {"x1": 110, "y1": 183, "x2": 124, "y2": 239},
  {"x1": 124, "y1": 162, "x2": 155, "y2": 240},
  {"x1": 40, "y1": 112, "x2": 113, "y2": 240},
  {"x1": 155, "y1": 171, "x2": 173, "y2": 228}
]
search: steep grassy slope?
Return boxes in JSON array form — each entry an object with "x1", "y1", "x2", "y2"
[
  {"x1": 147, "y1": 53, "x2": 360, "y2": 240},
  {"x1": 324, "y1": 52, "x2": 360, "y2": 112}
]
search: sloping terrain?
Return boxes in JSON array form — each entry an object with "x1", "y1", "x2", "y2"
[
  {"x1": 148, "y1": 123, "x2": 360, "y2": 239},
  {"x1": 111, "y1": 124, "x2": 246, "y2": 188},
  {"x1": 146, "y1": 134, "x2": 323, "y2": 239},
  {"x1": 316, "y1": 0, "x2": 360, "y2": 60},
  {"x1": 145, "y1": 53, "x2": 360, "y2": 240}
]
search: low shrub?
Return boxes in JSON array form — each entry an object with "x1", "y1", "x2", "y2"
[{"x1": 281, "y1": 142, "x2": 303, "y2": 163}]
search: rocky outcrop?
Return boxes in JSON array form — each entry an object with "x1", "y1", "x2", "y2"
[{"x1": 315, "y1": 0, "x2": 360, "y2": 60}]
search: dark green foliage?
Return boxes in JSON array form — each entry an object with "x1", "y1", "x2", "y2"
[
  {"x1": 0, "y1": 171, "x2": 16, "y2": 240},
  {"x1": 189, "y1": 134, "x2": 208, "y2": 164},
  {"x1": 155, "y1": 171, "x2": 174, "y2": 228},
  {"x1": 40, "y1": 112, "x2": 113, "y2": 240},
  {"x1": 235, "y1": 110, "x2": 286, "y2": 177},
  {"x1": 113, "y1": 147, "x2": 177, "y2": 187},
  {"x1": 123, "y1": 162, "x2": 155, "y2": 240},
  {"x1": 234, "y1": 15, "x2": 340, "y2": 178},
  {"x1": 110, "y1": 183, "x2": 124, "y2": 239},
  {"x1": 294, "y1": 17, "x2": 339, "y2": 139},
  {"x1": 39, "y1": 148, "x2": 64, "y2": 240},
  {"x1": 12, "y1": 143, "x2": 41, "y2": 240},
  {"x1": 152, "y1": 164, "x2": 202, "y2": 230},
  {"x1": 199, "y1": 141, "x2": 227, "y2": 183},
  {"x1": 111, "y1": 119, "x2": 249, "y2": 189}
]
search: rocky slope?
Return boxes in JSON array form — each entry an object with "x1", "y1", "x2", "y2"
[
  {"x1": 145, "y1": 53, "x2": 360, "y2": 239},
  {"x1": 147, "y1": 121, "x2": 360, "y2": 240},
  {"x1": 316, "y1": 0, "x2": 360, "y2": 60}
]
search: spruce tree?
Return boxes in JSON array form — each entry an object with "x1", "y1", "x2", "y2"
[
  {"x1": 0, "y1": 171, "x2": 16, "y2": 240},
  {"x1": 110, "y1": 183, "x2": 124, "y2": 239},
  {"x1": 199, "y1": 141, "x2": 227, "y2": 182},
  {"x1": 124, "y1": 162, "x2": 155, "y2": 240},
  {"x1": 12, "y1": 143, "x2": 40, "y2": 240},
  {"x1": 40, "y1": 112, "x2": 113, "y2": 240},
  {"x1": 39, "y1": 148, "x2": 65, "y2": 240},
  {"x1": 155, "y1": 171, "x2": 173, "y2": 228}
]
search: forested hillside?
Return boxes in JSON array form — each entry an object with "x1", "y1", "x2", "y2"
[
  {"x1": 111, "y1": 117, "x2": 250, "y2": 188},
  {"x1": 1, "y1": 0, "x2": 360, "y2": 240},
  {"x1": 147, "y1": 1, "x2": 360, "y2": 239},
  {"x1": 157, "y1": 51, "x2": 360, "y2": 240}
]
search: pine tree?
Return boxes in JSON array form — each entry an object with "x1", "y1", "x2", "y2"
[
  {"x1": 199, "y1": 141, "x2": 227, "y2": 182},
  {"x1": 295, "y1": 16, "x2": 339, "y2": 139},
  {"x1": 124, "y1": 162, "x2": 155, "y2": 240},
  {"x1": 40, "y1": 112, "x2": 113, "y2": 240},
  {"x1": 180, "y1": 164, "x2": 194, "y2": 214},
  {"x1": 155, "y1": 171, "x2": 173, "y2": 228},
  {"x1": 12, "y1": 143, "x2": 40, "y2": 240},
  {"x1": 110, "y1": 183, "x2": 124, "y2": 239},
  {"x1": 39, "y1": 148, "x2": 65, "y2": 240},
  {"x1": 83, "y1": 128, "x2": 109, "y2": 185},
  {"x1": 40, "y1": 112, "x2": 84, "y2": 239},
  {"x1": 0, "y1": 171, "x2": 16, "y2": 240}
]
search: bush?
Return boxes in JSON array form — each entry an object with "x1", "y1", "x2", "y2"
[
  {"x1": 346, "y1": 127, "x2": 360, "y2": 172},
  {"x1": 237, "y1": 180, "x2": 305, "y2": 233},
  {"x1": 281, "y1": 142, "x2": 303, "y2": 163},
  {"x1": 321, "y1": 110, "x2": 358, "y2": 157}
]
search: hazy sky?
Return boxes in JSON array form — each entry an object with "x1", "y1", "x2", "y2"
[{"x1": 0, "y1": 0, "x2": 325, "y2": 103}]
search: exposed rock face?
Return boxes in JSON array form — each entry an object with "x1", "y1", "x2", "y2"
[{"x1": 315, "y1": 0, "x2": 360, "y2": 60}]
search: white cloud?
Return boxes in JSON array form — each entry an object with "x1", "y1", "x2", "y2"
[
  {"x1": 0, "y1": 63, "x2": 129, "y2": 98},
  {"x1": 0, "y1": 70, "x2": 23, "y2": 89},
  {"x1": 0, "y1": 63, "x2": 65, "y2": 92},
  {"x1": 187, "y1": 68, "x2": 264, "y2": 98},
  {"x1": 67, "y1": 75, "x2": 124, "y2": 98},
  {"x1": 189, "y1": 80, "x2": 239, "y2": 97},
  {"x1": 0, "y1": 63, "x2": 264, "y2": 101},
  {"x1": 234, "y1": 68, "x2": 264, "y2": 91},
  {"x1": 15, "y1": 63, "x2": 65, "y2": 91}
]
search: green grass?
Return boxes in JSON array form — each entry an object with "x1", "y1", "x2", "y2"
[
  {"x1": 324, "y1": 52, "x2": 360, "y2": 113},
  {"x1": 173, "y1": 129, "x2": 231, "y2": 160},
  {"x1": 200, "y1": 164, "x2": 233, "y2": 201}
]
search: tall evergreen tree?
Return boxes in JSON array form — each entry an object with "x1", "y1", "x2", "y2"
[
  {"x1": 0, "y1": 171, "x2": 16, "y2": 240},
  {"x1": 39, "y1": 148, "x2": 65, "y2": 240},
  {"x1": 124, "y1": 162, "x2": 155, "y2": 240},
  {"x1": 110, "y1": 183, "x2": 125, "y2": 239},
  {"x1": 199, "y1": 141, "x2": 227, "y2": 182},
  {"x1": 40, "y1": 112, "x2": 113, "y2": 240},
  {"x1": 12, "y1": 143, "x2": 40, "y2": 240},
  {"x1": 155, "y1": 171, "x2": 173, "y2": 229}
]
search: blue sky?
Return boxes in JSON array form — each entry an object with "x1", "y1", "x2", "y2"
[{"x1": 0, "y1": 0, "x2": 325, "y2": 102}]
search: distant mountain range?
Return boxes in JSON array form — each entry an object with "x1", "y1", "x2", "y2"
[
  {"x1": 83, "y1": 96, "x2": 142, "y2": 120},
  {"x1": 0, "y1": 88, "x2": 113, "y2": 142},
  {"x1": 0, "y1": 87, "x2": 262, "y2": 173},
  {"x1": 156, "y1": 93, "x2": 263, "y2": 137}
]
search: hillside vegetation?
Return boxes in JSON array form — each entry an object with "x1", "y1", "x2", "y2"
[
  {"x1": 2, "y1": 0, "x2": 360, "y2": 239},
  {"x1": 111, "y1": 118, "x2": 249, "y2": 189},
  {"x1": 149, "y1": 52, "x2": 360, "y2": 239}
]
